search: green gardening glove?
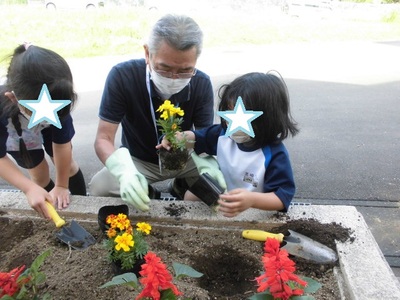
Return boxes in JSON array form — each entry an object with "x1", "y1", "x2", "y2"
[
  {"x1": 105, "y1": 148, "x2": 150, "y2": 211},
  {"x1": 191, "y1": 152, "x2": 227, "y2": 191}
]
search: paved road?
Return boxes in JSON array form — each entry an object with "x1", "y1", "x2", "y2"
[{"x1": 1, "y1": 41, "x2": 399, "y2": 278}]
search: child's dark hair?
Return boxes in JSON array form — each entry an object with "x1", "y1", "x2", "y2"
[
  {"x1": 0, "y1": 44, "x2": 77, "y2": 168},
  {"x1": 6, "y1": 44, "x2": 77, "y2": 116},
  {"x1": 218, "y1": 72, "x2": 299, "y2": 148}
]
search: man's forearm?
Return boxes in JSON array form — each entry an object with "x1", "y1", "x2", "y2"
[{"x1": 95, "y1": 138, "x2": 118, "y2": 165}]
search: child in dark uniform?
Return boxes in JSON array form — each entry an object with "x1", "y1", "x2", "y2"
[{"x1": 0, "y1": 43, "x2": 86, "y2": 219}]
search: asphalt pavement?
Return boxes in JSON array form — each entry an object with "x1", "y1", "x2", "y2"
[{"x1": 1, "y1": 40, "x2": 399, "y2": 279}]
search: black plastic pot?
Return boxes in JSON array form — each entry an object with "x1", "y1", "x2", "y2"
[
  {"x1": 98, "y1": 204, "x2": 129, "y2": 233},
  {"x1": 111, "y1": 258, "x2": 145, "y2": 277}
]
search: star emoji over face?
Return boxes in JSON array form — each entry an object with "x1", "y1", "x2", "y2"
[
  {"x1": 217, "y1": 96, "x2": 263, "y2": 137},
  {"x1": 18, "y1": 84, "x2": 71, "y2": 129}
]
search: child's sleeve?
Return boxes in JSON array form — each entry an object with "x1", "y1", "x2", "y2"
[
  {"x1": 263, "y1": 144, "x2": 295, "y2": 212},
  {"x1": 0, "y1": 118, "x2": 9, "y2": 158},
  {"x1": 193, "y1": 125, "x2": 224, "y2": 155},
  {"x1": 51, "y1": 114, "x2": 75, "y2": 144}
]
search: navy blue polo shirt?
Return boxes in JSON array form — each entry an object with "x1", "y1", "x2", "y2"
[{"x1": 99, "y1": 58, "x2": 214, "y2": 165}]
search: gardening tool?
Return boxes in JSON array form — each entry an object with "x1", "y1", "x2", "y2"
[
  {"x1": 45, "y1": 201, "x2": 96, "y2": 250},
  {"x1": 242, "y1": 229, "x2": 338, "y2": 264}
]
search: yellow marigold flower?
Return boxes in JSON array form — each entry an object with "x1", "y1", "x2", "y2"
[
  {"x1": 137, "y1": 222, "x2": 152, "y2": 235},
  {"x1": 107, "y1": 228, "x2": 117, "y2": 238},
  {"x1": 171, "y1": 123, "x2": 177, "y2": 131},
  {"x1": 114, "y1": 233, "x2": 134, "y2": 252},
  {"x1": 156, "y1": 100, "x2": 174, "y2": 113},
  {"x1": 160, "y1": 111, "x2": 169, "y2": 120},
  {"x1": 172, "y1": 107, "x2": 184, "y2": 117}
]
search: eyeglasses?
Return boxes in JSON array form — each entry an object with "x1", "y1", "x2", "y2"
[{"x1": 152, "y1": 66, "x2": 197, "y2": 79}]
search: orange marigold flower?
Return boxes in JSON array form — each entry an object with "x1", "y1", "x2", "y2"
[
  {"x1": 107, "y1": 228, "x2": 117, "y2": 238},
  {"x1": 125, "y1": 225, "x2": 133, "y2": 235},
  {"x1": 106, "y1": 214, "x2": 117, "y2": 225},
  {"x1": 114, "y1": 214, "x2": 130, "y2": 230},
  {"x1": 136, "y1": 252, "x2": 182, "y2": 300}
]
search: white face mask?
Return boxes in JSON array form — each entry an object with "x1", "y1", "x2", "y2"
[
  {"x1": 230, "y1": 130, "x2": 252, "y2": 144},
  {"x1": 13, "y1": 92, "x2": 50, "y2": 128},
  {"x1": 18, "y1": 104, "x2": 50, "y2": 128},
  {"x1": 150, "y1": 69, "x2": 191, "y2": 99}
]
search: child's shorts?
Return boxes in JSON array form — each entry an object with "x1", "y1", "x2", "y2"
[{"x1": 8, "y1": 149, "x2": 48, "y2": 169}]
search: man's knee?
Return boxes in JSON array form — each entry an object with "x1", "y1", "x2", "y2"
[{"x1": 89, "y1": 168, "x2": 118, "y2": 197}]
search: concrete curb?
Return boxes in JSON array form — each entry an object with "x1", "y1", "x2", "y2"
[{"x1": 1, "y1": 191, "x2": 399, "y2": 299}]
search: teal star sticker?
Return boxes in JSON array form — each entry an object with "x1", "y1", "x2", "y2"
[
  {"x1": 217, "y1": 96, "x2": 263, "y2": 137},
  {"x1": 18, "y1": 84, "x2": 71, "y2": 129}
]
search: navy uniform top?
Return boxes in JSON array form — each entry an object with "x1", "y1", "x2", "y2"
[{"x1": 99, "y1": 58, "x2": 214, "y2": 165}]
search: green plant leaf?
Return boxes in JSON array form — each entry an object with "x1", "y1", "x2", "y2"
[
  {"x1": 292, "y1": 296, "x2": 315, "y2": 300},
  {"x1": 13, "y1": 281, "x2": 27, "y2": 298},
  {"x1": 42, "y1": 293, "x2": 52, "y2": 300},
  {"x1": 30, "y1": 249, "x2": 52, "y2": 273},
  {"x1": 172, "y1": 262, "x2": 203, "y2": 279},
  {"x1": 99, "y1": 272, "x2": 138, "y2": 289},
  {"x1": 302, "y1": 276, "x2": 322, "y2": 293},
  {"x1": 34, "y1": 272, "x2": 47, "y2": 285},
  {"x1": 160, "y1": 288, "x2": 177, "y2": 300},
  {"x1": 248, "y1": 292, "x2": 274, "y2": 300}
]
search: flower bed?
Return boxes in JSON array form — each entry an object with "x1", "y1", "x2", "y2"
[{"x1": 0, "y1": 207, "x2": 351, "y2": 299}]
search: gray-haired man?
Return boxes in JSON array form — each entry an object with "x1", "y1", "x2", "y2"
[{"x1": 89, "y1": 14, "x2": 215, "y2": 210}]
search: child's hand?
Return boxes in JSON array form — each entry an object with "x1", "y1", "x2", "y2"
[
  {"x1": 50, "y1": 186, "x2": 71, "y2": 210},
  {"x1": 155, "y1": 131, "x2": 195, "y2": 151},
  {"x1": 218, "y1": 189, "x2": 254, "y2": 218},
  {"x1": 155, "y1": 132, "x2": 186, "y2": 151},
  {"x1": 25, "y1": 185, "x2": 54, "y2": 219}
]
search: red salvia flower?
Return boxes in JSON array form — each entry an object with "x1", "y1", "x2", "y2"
[
  {"x1": 0, "y1": 265, "x2": 26, "y2": 297},
  {"x1": 136, "y1": 252, "x2": 182, "y2": 300},
  {"x1": 256, "y1": 238, "x2": 308, "y2": 300}
]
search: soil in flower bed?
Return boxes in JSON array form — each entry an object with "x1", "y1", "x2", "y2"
[{"x1": 0, "y1": 206, "x2": 352, "y2": 300}]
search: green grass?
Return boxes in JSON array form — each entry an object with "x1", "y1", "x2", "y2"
[{"x1": 1, "y1": 4, "x2": 400, "y2": 62}]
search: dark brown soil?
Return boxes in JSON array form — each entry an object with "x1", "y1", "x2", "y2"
[
  {"x1": 0, "y1": 206, "x2": 352, "y2": 300},
  {"x1": 158, "y1": 148, "x2": 189, "y2": 171}
]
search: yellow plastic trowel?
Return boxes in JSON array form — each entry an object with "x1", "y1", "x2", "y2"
[
  {"x1": 45, "y1": 202, "x2": 95, "y2": 250},
  {"x1": 242, "y1": 229, "x2": 338, "y2": 264}
]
